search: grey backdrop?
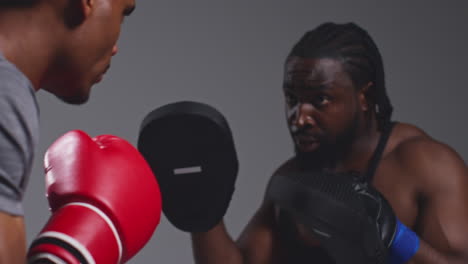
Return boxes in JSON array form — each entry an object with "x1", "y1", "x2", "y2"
[{"x1": 23, "y1": 0, "x2": 467, "y2": 263}]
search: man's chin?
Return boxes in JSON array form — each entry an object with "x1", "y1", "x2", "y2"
[
  {"x1": 56, "y1": 93, "x2": 90, "y2": 105},
  {"x1": 294, "y1": 143, "x2": 338, "y2": 168},
  {"x1": 296, "y1": 141, "x2": 321, "y2": 153},
  {"x1": 295, "y1": 148, "x2": 323, "y2": 163}
]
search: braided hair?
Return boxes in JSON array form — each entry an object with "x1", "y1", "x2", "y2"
[{"x1": 288, "y1": 22, "x2": 393, "y2": 130}]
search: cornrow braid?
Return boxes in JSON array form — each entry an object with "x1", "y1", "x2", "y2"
[{"x1": 288, "y1": 22, "x2": 393, "y2": 130}]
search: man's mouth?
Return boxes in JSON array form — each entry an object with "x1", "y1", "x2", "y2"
[
  {"x1": 294, "y1": 130, "x2": 322, "y2": 142},
  {"x1": 294, "y1": 133, "x2": 321, "y2": 151},
  {"x1": 295, "y1": 133, "x2": 318, "y2": 142},
  {"x1": 95, "y1": 65, "x2": 111, "y2": 83},
  {"x1": 95, "y1": 74, "x2": 104, "y2": 83}
]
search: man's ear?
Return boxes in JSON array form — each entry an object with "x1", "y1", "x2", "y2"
[
  {"x1": 358, "y1": 82, "x2": 373, "y2": 112},
  {"x1": 64, "y1": 0, "x2": 94, "y2": 28}
]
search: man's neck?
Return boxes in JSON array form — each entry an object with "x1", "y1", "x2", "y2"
[
  {"x1": 334, "y1": 116, "x2": 381, "y2": 173},
  {"x1": 0, "y1": 7, "x2": 64, "y2": 90}
]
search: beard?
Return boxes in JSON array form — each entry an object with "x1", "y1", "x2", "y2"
[{"x1": 294, "y1": 115, "x2": 360, "y2": 170}]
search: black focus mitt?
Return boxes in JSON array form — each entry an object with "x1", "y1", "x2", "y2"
[
  {"x1": 266, "y1": 164, "x2": 398, "y2": 264},
  {"x1": 137, "y1": 101, "x2": 239, "y2": 232}
]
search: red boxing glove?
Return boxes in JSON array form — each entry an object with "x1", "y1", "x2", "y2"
[{"x1": 28, "y1": 130, "x2": 162, "y2": 264}]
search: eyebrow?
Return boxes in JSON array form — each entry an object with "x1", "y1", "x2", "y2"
[
  {"x1": 124, "y1": 5, "x2": 136, "y2": 16},
  {"x1": 283, "y1": 82, "x2": 330, "y2": 92}
]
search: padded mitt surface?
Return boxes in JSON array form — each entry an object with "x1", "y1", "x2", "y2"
[
  {"x1": 138, "y1": 101, "x2": 238, "y2": 232},
  {"x1": 266, "y1": 165, "x2": 388, "y2": 264}
]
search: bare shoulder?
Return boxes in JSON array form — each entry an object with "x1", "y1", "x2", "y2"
[
  {"x1": 389, "y1": 122, "x2": 467, "y2": 193},
  {"x1": 390, "y1": 122, "x2": 464, "y2": 166},
  {"x1": 389, "y1": 122, "x2": 429, "y2": 143}
]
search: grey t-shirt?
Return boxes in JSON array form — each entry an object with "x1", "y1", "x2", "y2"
[{"x1": 0, "y1": 52, "x2": 39, "y2": 216}]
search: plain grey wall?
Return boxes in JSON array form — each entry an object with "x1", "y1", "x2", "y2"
[{"x1": 23, "y1": 0, "x2": 467, "y2": 263}]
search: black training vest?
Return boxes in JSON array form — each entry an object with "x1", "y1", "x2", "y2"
[{"x1": 276, "y1": 122, "x2": 396, "y2": 263}]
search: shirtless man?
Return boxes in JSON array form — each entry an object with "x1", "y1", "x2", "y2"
[{"x1": 190, "y1": 22, "x2": 468, "y2": 263}]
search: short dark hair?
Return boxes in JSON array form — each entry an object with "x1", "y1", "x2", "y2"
[{"x1": 288, "y1": 22, "x2": 393, "y2": 130}]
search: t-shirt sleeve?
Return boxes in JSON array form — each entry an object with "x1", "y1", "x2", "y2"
[{"x1": 0, "y1": 69, "x2": 39, "y2": 216}]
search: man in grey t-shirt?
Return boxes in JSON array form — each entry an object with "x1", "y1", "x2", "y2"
[
  {"x1": 0, "y1": 53, "x2": 39, "y2": 217},
  {"x1": 0, "y1": 0, "x2": 136, "y2": 263}
]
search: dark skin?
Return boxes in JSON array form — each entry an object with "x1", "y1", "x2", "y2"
[
  {"x1": 191, "y1": 57, "x2": 468, "y2": 263},
  {"x1": 0, "y1": 0, "x2": 135, "y2": 262}
]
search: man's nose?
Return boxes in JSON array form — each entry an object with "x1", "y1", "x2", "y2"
[
  {"x1": 111, "y1": 45, "x2": 118, "y2": 56},
  {"x1": 293, "y1": 103, "x2": 317, "y2": 129}
]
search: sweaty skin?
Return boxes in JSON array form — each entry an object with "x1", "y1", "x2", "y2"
[
  {"x1": 0, "y1": 0, "x2": 135, "y2": 262},
  {"x1": 190, "y1": 58, "x2": 468, "y2": 264}
]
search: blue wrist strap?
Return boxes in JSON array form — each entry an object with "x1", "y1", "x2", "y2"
[{"x1": 388, "y1": 219, "x2": 420, "y2": 264}]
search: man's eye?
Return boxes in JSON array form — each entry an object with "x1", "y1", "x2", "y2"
[
  {"x1": 314, "y1": 94, "x2": 330, "y2": 106},
  {"x1": 285, "y1": 93, "x2": 298, "y2": 106}
]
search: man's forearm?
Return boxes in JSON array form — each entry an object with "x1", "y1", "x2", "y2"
[
  {"x1": 191, "y1": 221, "x2": 244, "y2": 264},
  {"x1": 409, "y1": 239, "x2": 468, "y2": 264},
  {"x1": 0, "y1": 213, "x2": 26, "y2": 264}
]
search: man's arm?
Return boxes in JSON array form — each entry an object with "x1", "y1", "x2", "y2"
[
  {"x1": 191, "y1": 199, "x2": 279, "y2": 264},
  {"x1": 0, "y1": 212, "x2": 26, "y2": 264},
  {"x1": 237, "y1": 200, "x2": 282, "y2": 264},
  {"x1": 191, "y1": 221, "x2": 243, "y2": 264},
  {"x1": 400, "y1": 138, "x2": 468, "y2": 264},
  {"x1": 0, "y1": 73, "x2": 39, "y2": 264}
]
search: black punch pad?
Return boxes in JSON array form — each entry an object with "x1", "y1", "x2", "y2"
[
  {"x1": 137, "y1": 101, "x2": 238, "y2": 232},
  {"x1": 266, "y1": 168, "x2": 388, "y2": 264}
]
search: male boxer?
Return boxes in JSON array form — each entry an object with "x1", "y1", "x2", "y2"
[
  {"x1": 0, "y1": 0, "x2": 136, "y2": 262},
  {"x1": 188, "y1": 23, "x2": 468, "y2": 263}
]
